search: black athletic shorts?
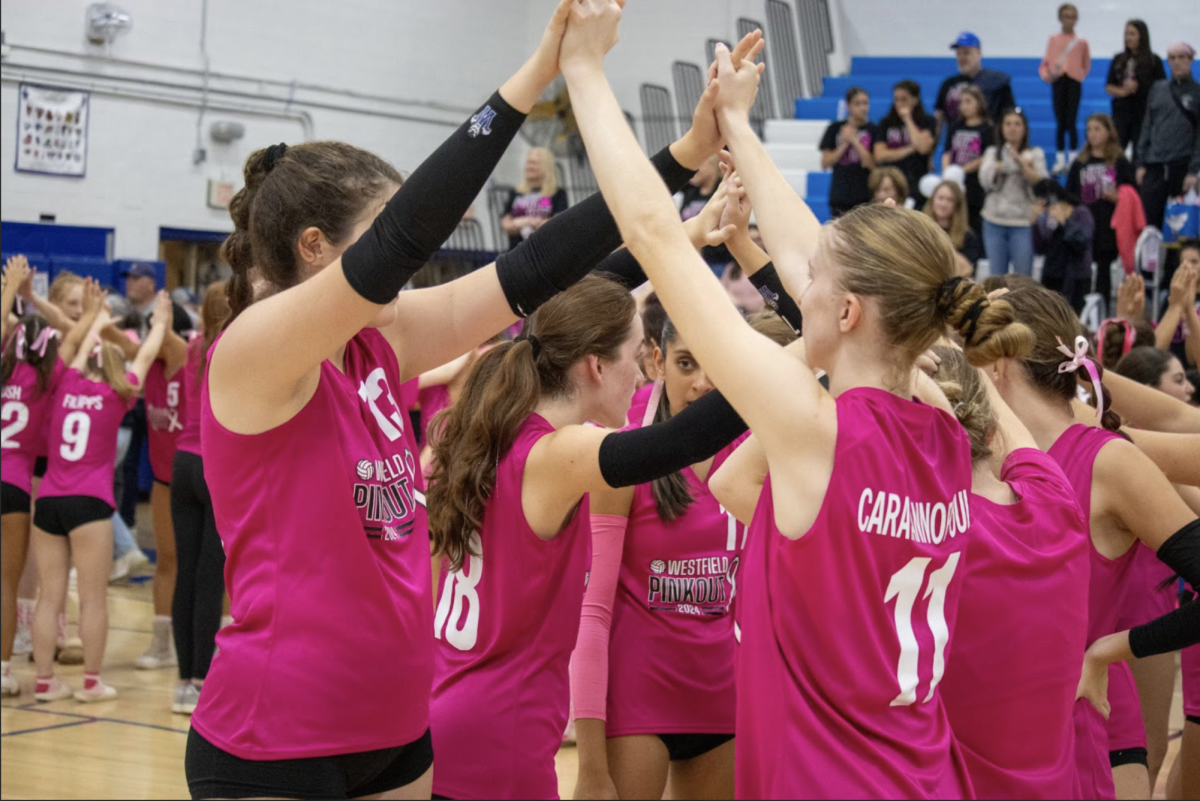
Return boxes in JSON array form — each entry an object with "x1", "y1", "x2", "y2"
[
  {"x1": 1, "y1": 482, "x2": 32, "y2": 516},
  {"x1": 33, "y1": 496, "x2": 113, "y2": 537},
  {"x1": 1109, "y1": 746, "x2": 1149, "y2": 769},
  {"x1": 657, "y1": 732, "x2": 734, "y2": 762},
  {"x1": 1188, "y1": 715, "x2": 1200, "y2": 726},
  {"x1": 33, "y1": 456, "x2": 47, "y2": 479},
  {"x1": 185, "y1": 727, "x2": 433, "y2": 800}
]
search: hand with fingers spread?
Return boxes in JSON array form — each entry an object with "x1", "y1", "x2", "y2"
[
  {"x1": 712, "y1": 41, "x2": 765, "y2": 122},
  {"x1": 676, "y1": 31, "x2": 765, "y2": 168},
  {"x1": 3, "y1": 254, "x2": 32, "y2": 296},
  {"x1": 559, "y1": 0, "x2": 624, "y2": 77},
  {"x1": 683, "y1": 180, "x2": 734, "y2": 250}
]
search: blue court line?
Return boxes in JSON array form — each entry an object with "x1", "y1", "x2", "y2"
[
  {"x1": 1, "y1": 719, "x2": 94, "y2": 738},
  {"x1": 2, "y1": 702, "x2": 188, "y2": 734}
]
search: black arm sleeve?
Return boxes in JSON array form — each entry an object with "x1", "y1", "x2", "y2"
[
  {"x1": 1129, "y1": 519, "x2": 1200, "y2": 658},
  {"x1": 746, "y1": 262, "x2": 803, "y2": 335},
  {"x1": 496, "y1": 146, "x2": 696, "y2": 317},
  {"x1": 592, "y1": 247, "x2": 646, "y2": 291},
  {"x1": 598, "y1": 389, "x2": 747, "y2": 488},
  {"x1": 342, "y1": 91, "x2": 526, "y2": 303}
]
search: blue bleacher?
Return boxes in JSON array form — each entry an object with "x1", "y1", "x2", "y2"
[{"x1": 796, "y1": 56, "x2": 1199, "y2": 156}]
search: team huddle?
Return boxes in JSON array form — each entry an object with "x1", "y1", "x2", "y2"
[{"x1": 1, "y1": 1, "x2": 1198, "y2": 800}]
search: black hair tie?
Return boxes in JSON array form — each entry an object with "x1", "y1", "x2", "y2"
[
  {"x1": 960, "y1": 297, "x2": 989, "y2": 345},
  {"x1": 263, "y1": 142, "x2": 289, "y2": 174},
  {"x1": 936, "y1": 276, "x2": 966, "y2": 317},
  {"x1": 516, "y1": 333, "x2": 542, "y2": 360}
]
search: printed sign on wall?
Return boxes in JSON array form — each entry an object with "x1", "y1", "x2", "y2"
[{"x1": 15, "y1": 84, "x2": 90, "y2": 178}]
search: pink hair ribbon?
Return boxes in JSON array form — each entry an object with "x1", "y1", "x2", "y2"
[
  {"x1": 14, "y1": 326, "x2": 58, "y2": 360},
  {"x1": 1056, "y1": 335, "x2": 1104, "y2": 420},
  {"x1": 88, "y1": 332, "x2": 104, "y2": 360}
]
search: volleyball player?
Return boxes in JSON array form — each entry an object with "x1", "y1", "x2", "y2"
[
  {"x1": 559, "y1": 4, "x2": 1033, "y2": 796},
  {"x1": 187, "y1": 3, "x2": 760, "y2": 795},
  {"x1": 169, "y1": 283, "x2": 229, "y2": 716},
  {"x1": 570, "y1": 311, "x2": 793, "y2": 801},
  {"x1": 32, "y1": 292, "x2": 171, "y2": 702},
  {"x1": 138, "y1": 323, "x2": 189, "y2": 671},
  {"x1": 994, "y1": 285, "x2": 1199, "y2": 800}
]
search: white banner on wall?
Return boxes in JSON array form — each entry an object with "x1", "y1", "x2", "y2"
[{"x1": 15, "y1": 83, "x2": 90, "y2": 178}]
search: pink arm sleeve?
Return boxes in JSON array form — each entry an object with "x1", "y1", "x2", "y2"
[{"x1": 570, "y1": 513, "x2": 629, "y2": 721}]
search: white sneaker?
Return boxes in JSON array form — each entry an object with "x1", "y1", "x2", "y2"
[
  {"x1": 12, "y1": 626, "x2": 32, "y2": 657},
  {"x1": 109, "y1": 548, "x2": 150, "y2": 583},
  {"x1": 1, "y1": 671, "x2": 18, "y2": 697},
  {"x1": 34, "y1": 679, "x2": 74, "y2": 703},
  {"x1": 75, "y1": 681, "x2": 117, "y2": 703},
  {"x1": 171, "y1": 683, "x2": 200, "y2": 715}
]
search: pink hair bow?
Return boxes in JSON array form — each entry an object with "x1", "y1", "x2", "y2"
[
  {"x1": 88, "y1": 332, "x2": 104, "y2": 360},
  {"x1": 1056, "y1": 335, "x2": 1104, "y2": 420},
  {"x1": 14, "y1": 326, "x2": 58, "y2": 360}
]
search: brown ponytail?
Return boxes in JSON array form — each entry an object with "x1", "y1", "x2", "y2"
[
  {"x1": 930, "y1": 345, "x2": 996, "y2": 463},
  {"x1": 427, "y1": 275, "x2": 637, "y2": 571},
  {"x1": 197, "y1": 280, "x2": 231, "y2": 383},
  {"x1": 1004, "y1": 285, "x2": 1123, "y2": 431},
  {"x1": 221, "y1": 141, "x2": 403, "y2": 327},
  {"x1": 936, "y1": 277, "x2": 1035, "y2": 365}
]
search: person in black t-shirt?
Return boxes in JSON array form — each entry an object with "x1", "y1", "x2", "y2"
[
  {"x1": 935, "y1": 32, "x2": 1016, "y2": 146},
  {"x1": 819, "y1": 87, "x2": 876, "y2": 217},
  {"x1": 1067, "y1": 113, "x2": 1136, "y2": 304},
  {"x1": 1105, "y1": 19, "x2": 1165, "y2": 161},
  {"x1": 501, "y1": 147, "x2": 569, "y2": 250},
  {"x1": 941, "y1": 85, "x2": 994, "y2": 238},
  {"x1": 874, "y1": 80, "x2": 937, "y2": 204}
]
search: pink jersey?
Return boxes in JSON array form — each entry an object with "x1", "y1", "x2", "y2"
[
  {"x1": 144, "y1": 359, "x2": 185, "y2": 482},
  {"x1": 736, "y1": 388, "x2": 975, "y2": 799},
  {"x1": 430, "y1": 414, "x2": 591, "y2": 801},
  {"x1": 606, "y1": 433, "x2": 748, "y2": 737},
  {"x1": 941, "y1": 448, "x2": 1089, "y2": 799},
  {"x1": 1116, "y1": 543, "x2": 1177, "y2": 629},
  {"x1": 417, "y1": 384, "x2": 449, "y2": 448},
  {"x1": 1, "y1": 359, "x2": 66, "y2": 495},
  {"x1": 626, "y1": 381, "x2": 655, "y2": 426},
  {"x1": 174, "y1": 338, "x2": 204, "y2": 456},
  {"x1": 1048, "y1": 424, "x2": 1140, "y2": 801},
  {"x1": 193, "y1": 329, "x2": 431, "y2": 760},
  {"x1": 38, "y1": 368, "x2": 137, "y2": 507},
  {"x1": 1184, "y1": 640, "x2": 1200, "y2": 719}
]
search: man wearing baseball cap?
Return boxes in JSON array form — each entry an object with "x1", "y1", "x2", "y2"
[
  {"x1": 935, "y1": 32, "x2": 1017, "y2": 146},
  {"x1": 121, "y1": 262, "x2": 193, "y2": 337}
]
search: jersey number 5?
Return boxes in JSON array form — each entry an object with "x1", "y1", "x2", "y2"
[{"x1": 884, "y1": 553, "x2": 961, "y2": 707}]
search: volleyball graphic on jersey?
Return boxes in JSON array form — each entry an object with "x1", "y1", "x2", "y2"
[
  {"x1": 356, "y1": 459, "x2": 374, "y2": 481},
  {"x1": 650, "y1": 559, "x2": 666, "y2": 575}
]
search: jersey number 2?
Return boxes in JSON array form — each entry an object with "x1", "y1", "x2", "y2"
[{"x1": 884, "y1": 553, "x2": 961, "y2": 707}]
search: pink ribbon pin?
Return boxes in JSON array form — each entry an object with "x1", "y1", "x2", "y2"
[{"x1": 1056, "y1": 335, "x2": 1104, "y2": 420}]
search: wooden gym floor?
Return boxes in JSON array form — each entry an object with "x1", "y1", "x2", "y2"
[{"x1": 0, "y1": 570, "x2": 1186, "y2": 799}]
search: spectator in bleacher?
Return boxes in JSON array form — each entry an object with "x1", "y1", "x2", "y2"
[
  {"x1": 1135, "y1": 41, "x2": 1200, "y2": 231},
  {"x1": 980, "y1": 108, "x2": 1047, "y2": 277},
  {"x1": 873, "y1": 80, "x2": 937, "y2": 203},
  {"x1": 1033, "y1": 179, "x2": 1095, "y2": 312},
  {"x1": 941, "y1": 85, "x2": 993, "y2": 238},
  {"x1": 819, "y1": 87, "x2": 876, "y2": 217},
  {"x1": 1039, "y1": 3, "x2": 1091, "y2": 174},
  {"x1": 924, "y1": 179, "x2": 983, "y2": 277},
  {"x1": 1067, "y1": 113, "x2": 1136, "y2": 305},
  {"x1": 500, "y1": 147, "x2": 568, "y2": 250},
  {"x1": 935, "y1": 32, "x2": 1015, "y2": 143},
  {"x1": 1106, "y1": 20, "x2": 1166, "y2": 160},
  {"x1": 869, "y1": 167, "x2": 908, "y2": 206}
]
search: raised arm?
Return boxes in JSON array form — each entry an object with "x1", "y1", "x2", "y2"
[
  {"x1": 560, "y1": 10, "x2": 826, "y2": 466},
  {"x1": 129, "y1": 292, "x2": 171, "y2": 385},
  {"x1": 1, "y1": 255, "x2": 32, "y2": 341},
  {"x1": 70, "y1": 302, "x2": 111, "y2": 373},
  {"x1": 709, "y1": 433, "x2": 768, "y2": 525},
  {"x1": 1103, "y1": 370, "x2": 1200, "y2": 432},
  {"x1": 1125, "y1": 430, "x2": 1200, "y2": 485},
  {"x1": 383, "y1": 28, "x2": 767, "y2": 382},
  {"x1": 58, "y1": 279, "x2": 105, "y2": 366}
]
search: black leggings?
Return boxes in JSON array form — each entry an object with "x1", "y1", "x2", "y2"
[
  {"x1": 1053, "y1": 77, "x2": 1082, "y2": 152},
  {"x1": 171, "y1": 450, "x2": 225, "y2": 682}
]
